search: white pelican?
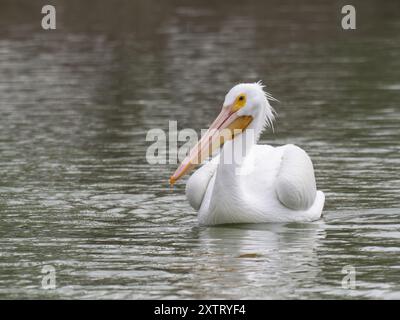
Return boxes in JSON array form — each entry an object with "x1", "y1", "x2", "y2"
[{"x1": 170, "y1": 82, "x2": 325, "y2": 225}]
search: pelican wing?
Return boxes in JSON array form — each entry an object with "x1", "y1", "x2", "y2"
[
  {"x1": 185, "y1": 158, "x2": 218, "y2": 211},
  {"x1": 275, "y1": 145, "x2": 317, "y2": 211}
]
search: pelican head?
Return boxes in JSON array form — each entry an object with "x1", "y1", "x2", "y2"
[
  {"x1": 222, "y1": 82, "x2": 275, "y2": 136},
  {"x1": 170, "y1": 82, "x2": 275, "y2": 185}
]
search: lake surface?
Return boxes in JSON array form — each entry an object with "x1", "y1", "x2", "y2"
[{"x1": 0, "y1": 0, "x2": 399, "y2": 299}]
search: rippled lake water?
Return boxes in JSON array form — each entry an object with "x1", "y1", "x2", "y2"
[{"x1": 0, "y1": 0, "x2": 399, "y2": 299}]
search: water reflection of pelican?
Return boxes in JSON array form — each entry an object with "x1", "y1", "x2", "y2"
[{"x1": 193, "y1": 222, "x2": 326, "y2": 299}]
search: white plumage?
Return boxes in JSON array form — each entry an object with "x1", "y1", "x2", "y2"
[{"x1": 171, "y1": 82, "x2": 325, "y2": 225}]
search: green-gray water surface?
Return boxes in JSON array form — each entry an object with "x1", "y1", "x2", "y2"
[{"x1": 0, "y1": 0, "x2": 399, "y2": 299}]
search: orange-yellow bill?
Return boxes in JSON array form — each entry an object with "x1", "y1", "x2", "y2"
[{"x1": 169, "y1": 105, "x2": 252, "y2": 185}]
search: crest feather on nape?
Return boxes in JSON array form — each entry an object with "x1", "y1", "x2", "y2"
[
  {"x1": 255, "y1": 80, "x2": 279, "y2": 102},
  {"x1": 255, "y1": 81, "x2": 278, "y2": 132}
]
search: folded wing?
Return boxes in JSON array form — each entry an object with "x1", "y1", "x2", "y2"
[{"x1": 275, "y1": 144, "x2": 317, "y2": 211}]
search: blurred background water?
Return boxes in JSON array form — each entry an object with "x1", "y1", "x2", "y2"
[{"x1": 0, "y1": 0, "x2": 399, "y2": 299}]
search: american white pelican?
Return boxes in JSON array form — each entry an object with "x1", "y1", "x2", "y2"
[{"x1": 170, "y1": 82, "x2": 325, "y2": 225}]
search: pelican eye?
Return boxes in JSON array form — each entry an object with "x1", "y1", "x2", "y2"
[{"x1": 232, "y1": 94, "x2": 246, "y2": 112}]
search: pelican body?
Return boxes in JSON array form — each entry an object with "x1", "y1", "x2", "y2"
[{"x1": 170, "y1": 82, "x2": 325, "y2": 225}]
